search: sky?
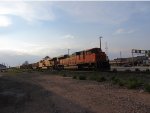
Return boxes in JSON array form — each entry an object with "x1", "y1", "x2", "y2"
[{"x1": 0, "y1": 1, "x2": 150, "y2": 66}]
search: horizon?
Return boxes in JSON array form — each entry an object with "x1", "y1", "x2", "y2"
[{"x1": 0, "y1": 1, "x2": 150, "y2": 66}]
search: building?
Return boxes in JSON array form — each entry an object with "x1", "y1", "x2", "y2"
[
  {"x1": 0, "y1": 64, "x2": 7, "y2": 71},
  {"x1": 110, "y1": 56, "x2": 149, "y2": 66}
]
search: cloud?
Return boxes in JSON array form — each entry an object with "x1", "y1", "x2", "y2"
[
  {"x1": 0, "y1": 16, "x2": 12, "y2": 27},
  {"x1": 62, "y1": 34, "x2": 75, "y2": 39},
  {"x1": 114, "y1": 28, "x2": 135, "y2": 35},
  {"x1": 0, "y1": 50, "x2": 41, "y2": 67},
  {"x1": 1, "y1": 2, "x2": 149, "y2": 25},
  {"x1": 55, "y1": 2, "x2": 150, "y2": 24},
  {"x1": 0, "y1": 38, "x2": 49, "y2": 56},
  {"x1": 0, "y1": 2, "x2": 55, "y2": 23}
]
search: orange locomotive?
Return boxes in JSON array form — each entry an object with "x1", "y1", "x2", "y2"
[
  {"x1": 23, "y1": 48, "x2": 110, "y2": 71},
  {"x1": 56, "y1": 48, "x2": 110, "y2": 70}
]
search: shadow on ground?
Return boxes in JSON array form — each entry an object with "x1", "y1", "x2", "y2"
[{"x1": 0, "y1": 75, "x2": 95, "y2": 113}]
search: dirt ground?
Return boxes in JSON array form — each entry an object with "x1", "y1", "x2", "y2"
[{"x1": 0, "y1": 72, "x2": 150, "y2": 113}]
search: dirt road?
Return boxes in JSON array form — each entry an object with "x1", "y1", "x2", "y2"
[{"x1": 0, "y1": 72, "x2": 150, "y2": 113}]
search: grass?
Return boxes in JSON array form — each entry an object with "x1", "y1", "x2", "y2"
[
  {"x1": 135, "y1": 68, "x2": 140, "y2": 72},
  {"x1": 38, "y1": 70, "x2": 150, "y2": 92},
  {"x1": 144, "y1": 83, "x2": 150, "y2": 93},
  {"x1": 3, "y1": 69, "x2": 150, "y2": 93},
  {"x1": 89, "y1": 75, "x2": 98, "y2": 81},
  {"x1": 3, "y1": 69, "x2": 24, "y2": 75},
  {"x1": 78, "y1": 75, "x2": 87, "y2": 80},
  {"x1": 111, "y1": 77, "x2": 124, "y2": 86},
  {"x1": 112, "y1": 68, "x2": 117, "y2": 72},
  {"x1": 68, "y1": 71, "x2": 150, "y2": 92},
  {"x1": 62, "y1": 74, "x2": 67, "y2": 77},
  {"x1": 125, "y1": 69, "x2": 131, "y2": 72},
  {"x1": 126, "y1": 78, "x2": 143, "y2": 89},
  {"x1": 96, "y1": 76, "x2": 106, "y2": 82},
  {"x1": 72, "y1": 75, "x2": 77, "y2": 79}
]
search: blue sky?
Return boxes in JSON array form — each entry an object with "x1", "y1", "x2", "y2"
[{"x1": 0, "y1": 1, "x2": 150, "y2": 66}]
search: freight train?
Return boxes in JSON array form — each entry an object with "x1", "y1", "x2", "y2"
[{"x1": 20, "y1": 48, "x2": 110, "y2": 71}]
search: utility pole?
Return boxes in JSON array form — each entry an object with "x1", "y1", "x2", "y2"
[
  {"x1": 68, "y1": 49, "x2": 70, "y2": 56},
  {"x1": 105, "y1": 42, "x2": 108, "y2": 55},
  {"x1": 132, "y1": 49, "x2": 134, "y2": 66},
  {"x1": 99, "y1": 36, "x2": 103, "y2": 51},
  {"x1": 120, "y1": 51, "x2": 122, "y2": 66},
  {"x1": 120, "y1": 51, "x2": 122, "y2": 59},
  {"x1": 105, "y1": 42, "x2": 109, "y2": 61}
]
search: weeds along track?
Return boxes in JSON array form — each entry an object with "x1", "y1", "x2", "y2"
[
  {"x1": 0, "y1": 70, "x2": 150, "y2": 113},
  {"x1": 51, "y1": 70, "x2": 150, "y2": 93}
]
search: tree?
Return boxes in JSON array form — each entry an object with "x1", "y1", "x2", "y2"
[
  {"x1": 22, "y1": 61, "x2": 29, "y2": 66},
  {"x1": 43, "y1": 56, "x2": 50, "y2": 60}
]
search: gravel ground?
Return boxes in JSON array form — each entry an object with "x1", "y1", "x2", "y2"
[{"x1": 0, "y1": 72, "x2": 150, "y2": 113}]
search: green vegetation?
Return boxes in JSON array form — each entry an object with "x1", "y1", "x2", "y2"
[
  {"x1": 89, "y1": 75, "x2": 98, "y2": 81},
  {"x1": 144, "y1": 83, "x2": 150, "y2": 93},
  {"x1": 72, "y1": 75, "x2": 77, "y2": 79},
  {"x1": 111, "y1": 76, "x2": 119, "y2": 84},
  {"x1": 126, "y1": 78, "x2": 142, "y2": 89},
  {"x1": 125, "y1": 69, "x2": 131, "y2": 72},
  {"x1": 59, "y1": 71, "x2": 150, "y2": 93},
  {"x1": 112, "y1": 68, "x2": 117, "y2": 72},
  {"x1": 62, "y1": 74, "x2": 67, "y2": 77},
  {"x1": 145, "y1": 69, "x2": 150, "y2": 72},
  {"x1": 135, "y1": 68, "x2": 140, "y2": 72},
  {"x1": 79, "y1": 75, "x2": 87, "y2": 80},
  {"x1": 111, "y1": 77, "x2": 125, "y2": 86},
  {"x1": 96, "y1": 76, "x2": 106, "y2": 82},
  {"x1": 88, "y1": 75, "x2": 106, "y2": 82},
  {"x1": 3, "y1": 68, "x2": 24, "y2": 75},
  {"x1": 2, "y1": 69, "x2": 150, "y2": 93}
]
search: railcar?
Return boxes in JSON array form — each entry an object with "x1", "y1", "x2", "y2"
[
  {"x1": 58, "y1": 48, "x2": 110, "y2": 70},
  {"x1": 32, "y1": 62, "x2": 39, "y2": 69},
  {"x1": 21, "y1": 47, "x2": 110, "y2": 71},
  {"x1": 42, "y1": 57, "x2": 51, "y2": 69},
  {"x1": 20, "y1": 64, "x2": 33, "y2": 69}
]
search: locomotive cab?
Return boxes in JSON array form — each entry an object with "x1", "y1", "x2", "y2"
[{"x1": 85, "y1": 48, "x2": 110, "y2": 70}]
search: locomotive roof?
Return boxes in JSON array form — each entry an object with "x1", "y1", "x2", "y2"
[
  {"x1": 72, "y1": 52, "x2": 80, "y2": 56},
  {"x1": 57, "y1": 54, "x2": 69, "y2": 59},
  {"x1": 50, "y1": 57, "x2": 57, "y2": 60},
  {"x1": 85, "y1": 48, "x2": 101, "y2": 51},
  {"x1": 37, "y1": 47, "x2": 103, "y2": 63},
  {"x1": 75, "y1": 48, "x2": 101, "y2": 54}
]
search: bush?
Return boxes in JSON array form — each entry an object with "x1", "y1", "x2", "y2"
[
  {"x1": 110, "y1": 76, "x2": 116, "y2": 80},
  {"x1": 135, "y1": 68, "x2": 140, "y2": 72},
  {"x1": 111, "y1": 77, "x2": 119, "y2": 85},
  {"x1": 125, "y1": 69, "x2": 131, "y2": 72},
  {"x1": 72, "y1": 75, "x2": 77, "y2": 79},
  {"x1": 118, "y1": 80, "x2": 125, "y2": 86},
  {"x1": 96, "y1": 76, "x2": 106, "y2": 82},
  {"x1": 126, "y1": 78, "x2": 142, "y2": 89},
  {"x1": 27, "y1": 69, "x2": 33, "y2": 73},
  {"x1": 79, "y1": 75, "x2": 86, "y2": 80},
  {"x1": 144, "y1": 83, "x2": 150, "y2": 93},
  {"x1": 112, "y1": 68, "x2": 117, "y2": 72},
  {"x1": 111, "y1": 76, "x2": 125, "y2": 86},
  {"x1": 145, "y1": 69, "x2": 150, "y2": 72},
  {"x1": 62, "y1": 74, "x2": 67, "y2": 77},
  {"x1": 89, "y1": 75, "x2": 98, "y2": 81}
]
